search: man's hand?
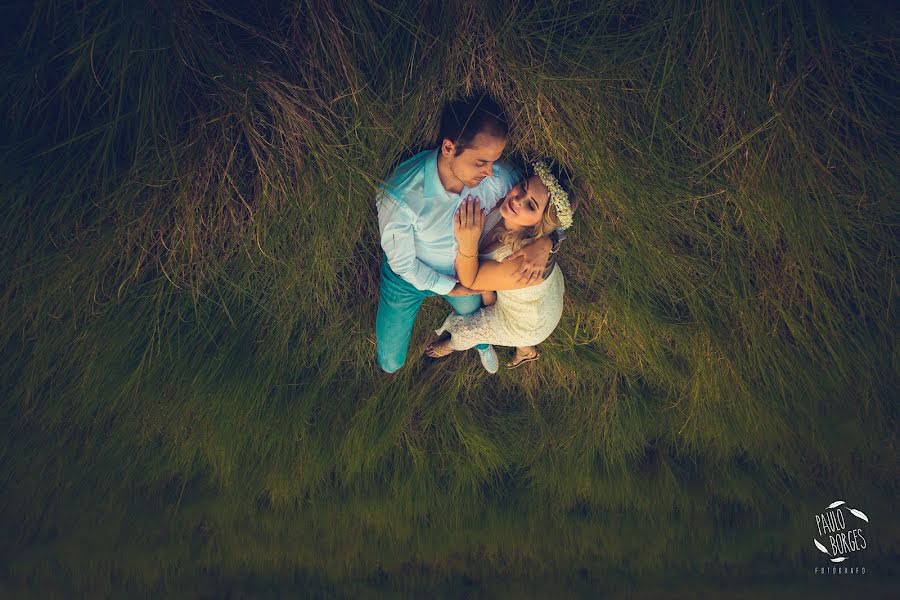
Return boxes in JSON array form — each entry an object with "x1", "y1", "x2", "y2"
[
  {"x1": 502, "y1": 236, "x2": 552, "y2": 285},
  {"x1": 447, "y1": 283, "x2": 481, "y2": 296}
]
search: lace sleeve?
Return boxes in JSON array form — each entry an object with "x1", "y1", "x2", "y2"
[{"x1": 492, "y1": 244, "x2": 514, "y2": 262}]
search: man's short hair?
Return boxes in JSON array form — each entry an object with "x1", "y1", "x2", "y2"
[{"x1": 439, "y1": 93, "x2": 508, "y2": 156}]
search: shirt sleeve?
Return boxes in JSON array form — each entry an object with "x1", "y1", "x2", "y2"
[
  {"x1": 506, "y1": 162, "x2": 523, "y2": 187},
  {"x1": 377, "y1": 191, "x2": 457, "y2": 295}
]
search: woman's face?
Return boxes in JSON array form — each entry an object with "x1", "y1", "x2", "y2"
[{"x1": 498, "y1": 174, "x2": 550, "y2": 229}]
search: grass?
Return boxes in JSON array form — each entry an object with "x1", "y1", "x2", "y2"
[{"x1": 1, "y1": 0, "x2": 897, "y2": 595}]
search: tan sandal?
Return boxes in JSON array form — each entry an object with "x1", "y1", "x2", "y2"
[{"x1": 506, "y1": 349, "x2": 540, "y2": 369}]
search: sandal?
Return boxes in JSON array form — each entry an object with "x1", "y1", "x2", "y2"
[{"x1": 506, "y1": 349, "x2": 540, "y2": 369}]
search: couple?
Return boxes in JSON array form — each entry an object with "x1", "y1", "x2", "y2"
[{"x1": 375, "y1": 94, "x2": 574, "y2": 374}]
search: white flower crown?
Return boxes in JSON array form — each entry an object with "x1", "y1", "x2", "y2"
[{"x1": 532, "y1": 160, "x2": 573, "y2": 230}]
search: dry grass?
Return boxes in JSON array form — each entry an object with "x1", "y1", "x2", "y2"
[{"x1": 0, "y1": 0, "x2": 896, "y2": 594}]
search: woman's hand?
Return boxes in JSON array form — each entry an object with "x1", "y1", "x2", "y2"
[{"x1": 454, "y1": 195, "x2": 484, "y2": 257}]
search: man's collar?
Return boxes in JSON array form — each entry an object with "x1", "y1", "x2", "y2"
[{"x1": 424, "y1": 148, "x2": 450, "y2": 199}]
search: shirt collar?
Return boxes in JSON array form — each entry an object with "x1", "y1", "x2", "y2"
[
  {"x1": 423, "y1": 148, "x2": 447, "y2": 199},
  {"x1": 423, "y1": 148, "x2": 469, "y2": 198}
]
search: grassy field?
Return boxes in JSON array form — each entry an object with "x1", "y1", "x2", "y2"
[{"x1": 1, "y1": 0, "x2": 897, "y2": 595}]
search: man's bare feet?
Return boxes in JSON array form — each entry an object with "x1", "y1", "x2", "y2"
[{"x1": 424, "y1": 337, "x2": 455, "y2": 358}]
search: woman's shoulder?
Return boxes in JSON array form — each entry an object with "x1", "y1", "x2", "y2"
[
  {"x1": 478, "y1": 243, "x2": 506, "y2": 261},
  {"x1": 493, "y1": 244, "x2": 515, "y2": 262}
]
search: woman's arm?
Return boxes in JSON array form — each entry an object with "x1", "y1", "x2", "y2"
[{"x1": 464, "y1": 255, "x2": 543, "y2": 291}]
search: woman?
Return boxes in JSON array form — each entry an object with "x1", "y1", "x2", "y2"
[{"x1": 424, "y1": 160, "x2": 573, "y2": 369}]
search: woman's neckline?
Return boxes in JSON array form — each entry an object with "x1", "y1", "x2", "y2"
[{"x1": 479, "y1": 209, "x2": 507, "y2": 255}]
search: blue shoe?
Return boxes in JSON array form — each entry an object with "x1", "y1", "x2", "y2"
[{"x1": 477, "y1": 345, "x2": 499, "y2": 374}]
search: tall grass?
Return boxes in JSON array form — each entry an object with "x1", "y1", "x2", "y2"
[{"x1": 1, "y1": 0, "x2": 897, "y2": 594}]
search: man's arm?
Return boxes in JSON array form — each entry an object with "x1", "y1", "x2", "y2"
[
  {"x1": 541, "y1": 228, "x2": 565, "y2": 278},
  {"x1": 377, "y1": 191, "x2": 457, "y2": 295}
]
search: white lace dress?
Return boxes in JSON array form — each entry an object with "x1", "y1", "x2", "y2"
[{"x1": 434, "y1": 212, "x2": 565, "y2": 350}]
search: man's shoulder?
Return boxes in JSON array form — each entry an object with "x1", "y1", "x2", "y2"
[
  {"x1": 492, "y1": 159, "x2": 521, "y2": 184},
  {"x1": 380, "y1": 149, "x2": 431, "y2": 203},
  {"x1": 477, "y1": 159, "x2": 520, "y2": 201}
]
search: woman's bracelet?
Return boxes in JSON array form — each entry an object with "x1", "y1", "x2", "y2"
[{"x1": 457, "y1": 248, "x2": 477, "y2": 258}]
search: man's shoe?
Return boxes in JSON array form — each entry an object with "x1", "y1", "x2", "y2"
[{"x1": 477, "y1": 345, "x2": 499, "y2": 374}]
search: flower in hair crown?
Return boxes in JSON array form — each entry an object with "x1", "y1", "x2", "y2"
[{"x1": 532, "y1": 160, "x2": 573, "y2": 229}]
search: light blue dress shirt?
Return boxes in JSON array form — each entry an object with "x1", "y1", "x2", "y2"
[{"x1": 376, "y1": 149, "x2": 520, "y2": 295}]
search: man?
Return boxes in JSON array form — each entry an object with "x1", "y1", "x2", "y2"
[{"x1": 375, "y1": 93, "x2": 559, "y2": 374}]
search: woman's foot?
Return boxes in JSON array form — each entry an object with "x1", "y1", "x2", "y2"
[
  {"x1": 477, "y1": 345, "x2": 499, "y2": 374},
  {"x1": 424, "y1": 337, "x2": 455, "y2": 358},
  {"x1": 507, "y1": 347, "x2": 540, "y2": 369}
]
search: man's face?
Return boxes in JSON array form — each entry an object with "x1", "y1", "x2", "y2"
[{"x1": 442, "y1": 132, "x2": 507, "y2": 190}]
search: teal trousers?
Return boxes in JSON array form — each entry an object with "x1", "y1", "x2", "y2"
[{"x1": 376, "y1": 256, "x2": 487, "y2": 373}]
